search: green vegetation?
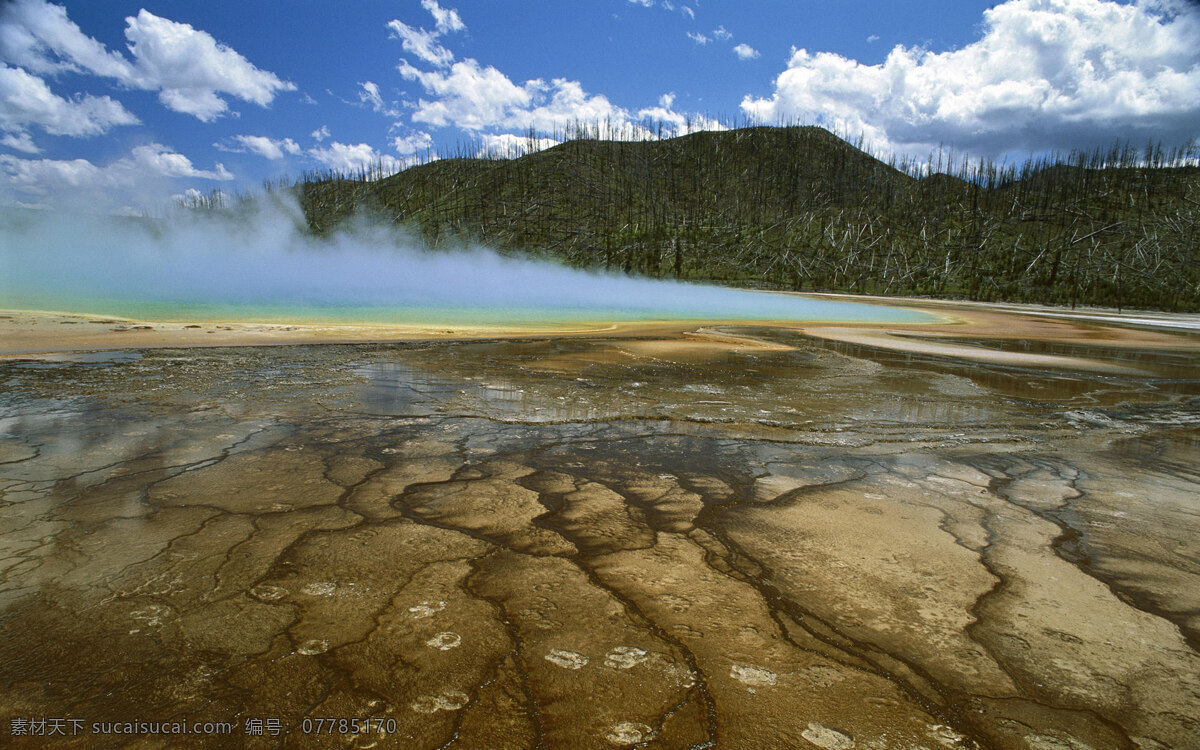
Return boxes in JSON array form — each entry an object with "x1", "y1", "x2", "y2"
[{"x1": 293, "y1": 126, "x2": 1200, "y2": 311}]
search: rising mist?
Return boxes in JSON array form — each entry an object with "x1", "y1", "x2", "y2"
[{"x1": 0, "y1": 196, "x2": 926, "y2": 324}]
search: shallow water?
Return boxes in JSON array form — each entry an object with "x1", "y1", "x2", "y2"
[
  {"x1": 1, "y1": 329, "x2": 1199, "y2": 749},
  {"x1": 0, "y1": 288, "x2": 933, "y2": 326}
]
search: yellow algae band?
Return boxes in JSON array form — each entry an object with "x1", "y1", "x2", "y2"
[{"x1": 0, "y1": 289, "x2": 934, "y2": 327}]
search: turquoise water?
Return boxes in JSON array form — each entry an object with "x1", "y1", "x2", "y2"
[
  {"x1": 0, "y1": 290, "x2": 933, "y2": 326},
  {"x1": 2, "y1": 209, "x2": 933, "y2": 326},
  {"x1": 1, "y1": 205, "x2": 935, "y2": 327}
]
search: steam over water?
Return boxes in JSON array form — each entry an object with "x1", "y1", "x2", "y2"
[{"x1": 0, "y1": 198, "x2": 930, "y2": 325}]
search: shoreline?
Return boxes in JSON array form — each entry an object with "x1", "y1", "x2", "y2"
[
  {"x1": 799, "y1": 291, "x2": 1200, "y2": 333},
  {"x1": 0, "y1": 296, "x2": 944, "y2": 357},
  {"x1": 4, "y1": 293, "x2": 1200, "y2": 375}
]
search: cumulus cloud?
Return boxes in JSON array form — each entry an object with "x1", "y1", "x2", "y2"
[
  {"x1": 687, "y1": 31, "x2": 711, "y2": 44},
  {"x1": 0, "y1": 154, "x2": 99, "y2": 194},
  {"x1": 400, "y1": 59, "x2": 523, "y2": 129},
  {"x1": 740, "y1": 0, "x2": 1200, "y2": 155},
  {"x1": 311, "y1": 125, "x2": 331, "y2": 143},
  {"x1": 713, "y1": 25, "x2": 732, "y2": 40},
  {"x1": 397, "y1": 50, "x2": 729, "y2": 142},
  {"x1": 126, "y1": 143, "x2": 232, "y2": 180},
  {"x1": 733, "y1": 43, "x2": 760, "y2": 60},
  {"x1": 1, "y1": 131, "x2": 39, "y2": 153},
  {"x1": 477, "y1": 132, "x2": 560, "y2": 157},
  {"x1": 0, "y1": 0, "x2": 295, "y2": 122},
  {"x1": 121, "y1": 10, "x2": 295, "y2": 120},
  {"x1": 0, "y1": 0, "x2": 133, "y2": 78},
  {"x1": 398, "y1": 57, "x2": 647, "y2": 136},
  {"x1": 628, "y1": 0, "x2": 656, "y2": 7},
  {"x1": 636, "y1": 93, "x2": 728, "y2": 135},
  {"x1": 1, "y1": 142, "x2": 231, "y2": 210},
  {"x1": 1, "y1": 63, "x2": 138, "y2": 147},
  {"x1": 308, "y1": 141, "x2": 402, "y2": 175},
  {"x1": 392, "y1": 131, "x2": 434, "y2": 156},
  {"x1": 216, "y1": 134, "x2": 301, "y2": 160},
  {"x1": 389, "y1": 2, "x2": 724, "y2": 144},
  {"x1": 171, "y1": 186, "x2": 204, "y2": 204}
]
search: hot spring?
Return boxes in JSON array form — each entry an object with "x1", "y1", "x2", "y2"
[{"x1": 0, "y1": 200, "x2": 932, "y2": 326}]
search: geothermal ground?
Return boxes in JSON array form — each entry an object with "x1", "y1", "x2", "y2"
[{"x1": 1, "y1": 305, "x2": 1199, "y2": 749}]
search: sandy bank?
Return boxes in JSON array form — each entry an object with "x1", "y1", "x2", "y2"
[
  {"x1": 4, "y1": 294, "x2": 1199, "y2": 375},
  {"x1": 0, "y1": 309, "x2": 671, "y2": 357}
]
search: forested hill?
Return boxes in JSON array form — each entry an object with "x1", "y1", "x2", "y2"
[{"x1": 295, "y1": 126, "x2": 1200, "y2": 311}]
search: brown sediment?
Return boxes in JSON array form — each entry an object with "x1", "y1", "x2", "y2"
[
  {"x1": 6, "y1": 295, "x2": 1200, "y2": 373},
  {"x1": 0, "y1": 303, "x2": 1198, "y2": 748},
  {"x1": 795, "y1": 325, "x2": 1154, "y2": 375},
  {"x1": 786, "y1": 299, "x2": 1200, "y2": 377},
  {"x1": 0, "y1": 308, "x2": 635, "y2": 357}
]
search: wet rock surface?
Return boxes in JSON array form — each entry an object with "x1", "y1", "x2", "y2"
[{"x1": 1, "y1": 329, "x2": 1198, "y2": 748}]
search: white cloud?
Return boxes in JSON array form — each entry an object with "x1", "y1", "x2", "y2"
[
  {"x1": 477, "y1": 132, "x2": 560, "y2": 157},
  {"x1": 397, "y1": 51, "x2": 730, "y2": 142},
  {"x1": 522, "y1": 79, "x2": 631, "y2": 133},
  {"x1": 733, "y1": 43, "x2": 760, "y2": 60},
  {"x1": 308, "y1": 141, "x2": 402, "y2": 175},
  {"x1": 713, "y1": 25, "x2": 732, "y2": 40},
  {"x1": 388, "y1": 20, "x2": 455, "y2": 68},
  {"x1": 421, "y1": 0, "x2": 464, "y2": 34},
  {"x1": 1, "y1": 143, "x2": 231, "y2": 206},
  {"x1": 401, "y1": 57, "x2": 664, "y2": 138},
  {"x1": 220, "y1": 134, "x2": 301, "y2": 160},
  {"x1": 392, "y1": 131, "x2": 434, "y2": 156},
  {"x1": 390, "y1": 3, "x2": 728, "y2": 145},
  {"x1": 681, "y1": 6, "x2": 696, "y2": 20},
  {"x1": 387, "y1": 1, "x2": 466, "y2": 69},
  {"x1": 122, "y1": 10, "x2": 296, "y2": 120},
  {"x1": 637, "y1": 94, "x2": 728, "y2": 135},
  {"x1": 358, "y1": 80, "x2": 402, "y2": 117},
  {"x1": 311, "y1": 125, "x2": 331, "y2": 143},
  {"x1": 1, "y1": 131, "x2": 39, "y2": 153},
  {"x1": 628, "y1": 0, "x2": 656, "y2": 7},
  {"x1": 126, "y1": 143, "x2": 232, "y2": 180},
  {"x1": 0, "y1": 0, "x2": 133, "y2": 78},
  {"x1": 687, "y1": 31, "x2": 710, "y2": 44},
  {"x1": 741, "y1": 0, "x2": 1200, "y2": 155},
  {"x1": 1, "y1": 63, "x2": 138, "y2": 145},
  {"x1": 0, "y1": 154, "x2": 99, "y2": 194},
  {"x1": 0, "y1": 1, "x2": 295, "y2": 121},
  {"x1": 399, "y1": 58, "x2": 533, "y2": 129},
  {"x1": 867, "y1": 34, "x2": 880, "y2": 43},
  {"x1": 171, "y1": 186, "x2": 203, "y2": 204},
  {"x1": 360, "y1": 81, "x2": 385, "y2": 111}
]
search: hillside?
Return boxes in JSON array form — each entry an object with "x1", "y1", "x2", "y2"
[{"x1": 297, "y1": 126, "x2": 1200, "y2": 311}]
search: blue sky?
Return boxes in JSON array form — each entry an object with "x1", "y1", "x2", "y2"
[{"x1": 2, "y1": 0, "x2": 1198, "y2": 211}]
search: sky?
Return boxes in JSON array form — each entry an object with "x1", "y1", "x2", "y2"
[{"x1": 1, "y1": 0, "x2": 1199, "y2": 212}]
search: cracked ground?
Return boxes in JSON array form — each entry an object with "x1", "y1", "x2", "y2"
[{"x1": 1, "y1": 327, "x2": 1199, "y2": 749}]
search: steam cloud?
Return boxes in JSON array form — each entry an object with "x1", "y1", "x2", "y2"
[{"x1": 0, "y1": 197, "x2": 927, "y2": 324}]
